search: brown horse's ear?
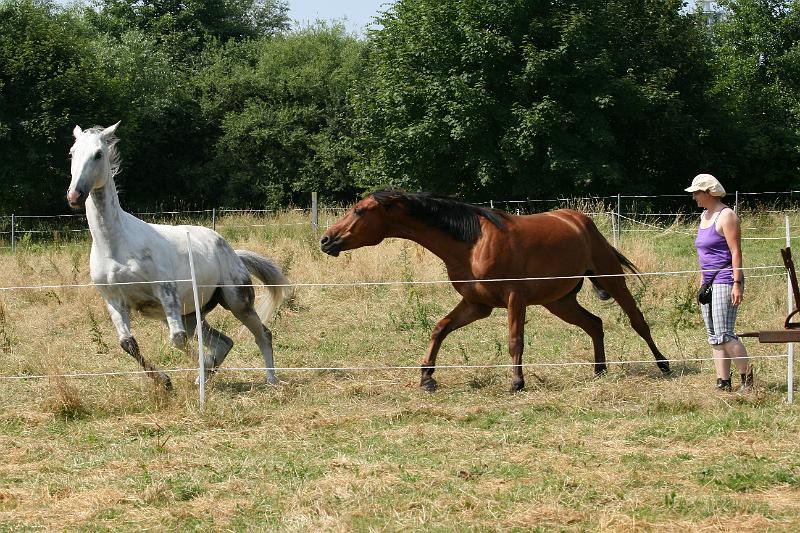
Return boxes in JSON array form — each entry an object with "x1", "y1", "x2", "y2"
[{"x1": 373, "y1": 190, "x2": 402, "y2": 209}]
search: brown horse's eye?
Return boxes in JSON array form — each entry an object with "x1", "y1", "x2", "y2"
[{"x1": 354, "y1": 207, "x2": 365, "y2": 216}]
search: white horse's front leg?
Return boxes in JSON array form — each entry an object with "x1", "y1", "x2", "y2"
[
  {"x1": 156, "y1": 282, "x2": 188, "y2": 350},
  {"x1": 106, "y1": 299, "x2": 172, "y2": 390}
]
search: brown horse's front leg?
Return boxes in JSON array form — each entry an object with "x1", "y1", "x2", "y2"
[
  {"x1": 420, "y1": 299, "x2": 492, "y2": 392},
  {"x1": 508, "y1": 294, "x2": 527, "y2": 392}
]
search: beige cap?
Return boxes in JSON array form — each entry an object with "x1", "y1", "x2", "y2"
[{"x1": 685, "y1": 173, "x2": 726, "y2": 197}]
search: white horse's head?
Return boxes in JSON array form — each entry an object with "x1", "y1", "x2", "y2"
[{"x1": 67, "y1": 122, "x2": 121, "y2": 209}]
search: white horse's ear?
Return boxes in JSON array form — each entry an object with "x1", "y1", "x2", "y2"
[
  {"x1": 101, "y1": 121, "x2": 120, "y2": 139},
  {"x1": 73, "y1": 125, "x2": 82, "y2": 138}
]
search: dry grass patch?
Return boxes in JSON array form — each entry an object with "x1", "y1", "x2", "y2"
[{"x1": 1, "y1": 210, "x2": 800, "y2": 530}]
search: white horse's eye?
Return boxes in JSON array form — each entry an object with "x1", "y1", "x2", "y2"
[{"x1": 94, "y1": 150, "x2": 102, "y2": 160}]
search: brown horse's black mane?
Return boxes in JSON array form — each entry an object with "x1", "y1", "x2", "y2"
[{"x1": 370, "y1": 189, "x2": 508, "y2": 243}]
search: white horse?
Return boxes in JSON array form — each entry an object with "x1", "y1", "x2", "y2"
[{"x1": 67, "y1": 122, "x2": 290, "y2": 389}]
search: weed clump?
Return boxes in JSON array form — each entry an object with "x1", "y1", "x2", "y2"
[{"x1": 43, "y1": 373, "x2": 87, "y2": 420}]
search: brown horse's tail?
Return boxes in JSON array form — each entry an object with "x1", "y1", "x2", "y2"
[
  {"x1": 588, "y1": 246, "x2": 641, "y2": 301},
  {"x1": 579, "y1": 212, "x2": 642, "y2": 300},
  {"x1": 613, "y1": 248, "x2": 641, "y2": 276}
]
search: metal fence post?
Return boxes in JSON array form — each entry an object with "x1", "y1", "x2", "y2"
[
  {"x1": 787, "y1": 215, "x2": 794, "y2": 404},
  {"x1": 311, "y1": 192, "x2": 318, "y2": 232},
  {"x1": 211, "y1": 208, "x2": 216, "y2": 232},
  {"x1": 10, "y1": 214, "x2": 15, "y2": 253},
  {"x1": 186, "y1": 232, "x2": 206, "y2": 409},
  {"x1": 611, "y1": 210, "x2": 617, "y2": 248}
]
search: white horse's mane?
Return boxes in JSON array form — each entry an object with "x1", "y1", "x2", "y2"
[{"x1": 85, "y1": 125, "x2": 122, "y2": 179}]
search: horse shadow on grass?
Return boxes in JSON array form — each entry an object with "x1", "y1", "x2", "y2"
[
  {"x1": 203, "y1": 362, "x2": 701, "y2": 397},
  {"x1": 614, "y1": 361, "x2": 702, "y2": 379},
  {"x1": 208, "y1": 369, "x2": 359, "y2": 395}
]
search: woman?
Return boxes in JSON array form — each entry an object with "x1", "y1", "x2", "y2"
[{"x1": 686, "y1": 174, "x2": 753, "y2": 392}]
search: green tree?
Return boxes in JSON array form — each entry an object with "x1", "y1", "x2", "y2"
[
  {"x1": 0, "y1": 0, "x2": 108, "y2": 214},
  {"x1": 708, "y1": 0, "x2": 800, "y2": 191},
  {"x1": 195, "y1": 23, "x2": 367, "y2": 207},
  {"x1": 87, "y1": 0, "x2": 290, "y2": 60},
  {"x1": 354, "y1": 0, "x2": 715, "y2": 199},
  {"x1": 84, "y1": 29, "x2": 208, "y2": 209},
  {"x1": 0, "y1": 0, "x2": 213, "y2": 214}
]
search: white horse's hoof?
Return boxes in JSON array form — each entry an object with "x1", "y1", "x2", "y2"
[
  {"x1": 171, "y1": 331, "x2": 188, "y2": 349},
  {"x1": 159, "y1": 372, "x2": 173, "y2": 391},
  {"x1": 194, "y1": 369, "x2": 217, "y2": 386},
  {"x1": 265, "y1": 374, "x2": 278, "y2": 385}
]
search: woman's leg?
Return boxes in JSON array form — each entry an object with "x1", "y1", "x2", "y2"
[
  {"x1": 712, "y1": 283, "x2": 751, "y2": 383},
  {"x1": 712, "y1": 345, "x2": 730, "y2": 379},
  {"x1": 712, "y1": 285, "x2": 750, "y2": 374},
  {"x1": 701, "y1": 296, "x2": 730, "y2": 379},
  {"x1": 723, "y1": 338, "x2": 750, "y2": 375}
]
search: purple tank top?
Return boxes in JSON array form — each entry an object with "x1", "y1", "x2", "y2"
[{"x1": 695, "y1": 208, "x2": 734, "y2": 284}]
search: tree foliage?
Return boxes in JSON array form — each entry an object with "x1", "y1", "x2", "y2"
[
  {"x1": 354, "y1": 0, "x2": 717, "y2": 199},
  {"x1": 0, "y1": 0, "x2": 798, "y2": 214},
  {"x1": 708, "y1": 0, "x2": 800, "y2": 191},
  {"x1": 86, "y1": 0, "x2": 290, "y2": 59},
  {"x1": 194, "y1": 24, "x2": 366, "y2": 207},
  {"x1": 0, "y1": 0, "x2": 104, "y2": 213}
]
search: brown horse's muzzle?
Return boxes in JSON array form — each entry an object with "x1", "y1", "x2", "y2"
[{"x1": 319, "y1": 234, "x2": 342, "y2": 257}]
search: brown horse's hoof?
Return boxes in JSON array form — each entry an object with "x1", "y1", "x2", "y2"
[
  {"x1": 594, "y1": 365, "x2": 608, "y2": 376},
  {"x1": 658, "y1": 361, "x2": 672, "y2": 375},
  {"x1": 420, "y1": 379, "x2": 438, "y2": 392},
  {"x1": 510, "y1": 380, "x2": 525, "y2": 393}
]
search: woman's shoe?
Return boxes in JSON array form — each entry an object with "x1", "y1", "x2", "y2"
[
  {"x1": 738, "y1": 370, "x2": 754, "y2": 393},
  {"x1": 716, "y1": 377, "x2": 732, "y2": 392}
]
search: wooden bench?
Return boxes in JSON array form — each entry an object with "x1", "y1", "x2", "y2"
[{"x1": 739, "y1": 247, "x2": 800, "y2": 343}]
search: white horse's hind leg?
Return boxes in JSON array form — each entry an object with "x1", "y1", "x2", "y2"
[
  {"x1": 221, "y1": 279, "x2": 279, "y2": 384},
  {"x1": 181, "y1": 315, "x2": 234, "y2": 384},
  {"x1": 234, "y1": 308, "x2": 277, "y2": 384},
  {"x1": 201, "y1": 320, "x2": 235, "y2": 369},
  {"x1": 185, "y1": 318, "x2": 235, "y2": 385}
]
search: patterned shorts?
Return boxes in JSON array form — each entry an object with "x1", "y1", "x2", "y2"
[{"x1": 700, "y1": 283, "x2": 740, "y2": 345}]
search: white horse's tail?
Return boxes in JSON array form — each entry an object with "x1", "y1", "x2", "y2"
[{"x1": 235, "y1": 250, "x2": 292, "y2": 322}]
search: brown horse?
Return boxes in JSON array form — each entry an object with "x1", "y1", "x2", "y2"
[{"x1": 320, "y1": 190, "x2": 670, "y2": 392}]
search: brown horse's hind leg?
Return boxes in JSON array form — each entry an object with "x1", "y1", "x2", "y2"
[
  {"x1": 544, "y1": 294, "x2": 607, "y2": 375},
  {"x1": 595, "y1": 278, "x2": 671, "y2": 374},
  {"x1": 420, "y1": 299, "x2": 492, "y2": 392}
]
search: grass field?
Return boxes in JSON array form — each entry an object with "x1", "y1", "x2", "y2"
[{"x1": 1, "y1": 207, "x2": 799, "y2": 531}]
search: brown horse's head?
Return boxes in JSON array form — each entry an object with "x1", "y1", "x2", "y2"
[{"x1": 320, "y1": 194, "x2": 391, "y2": 256}]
